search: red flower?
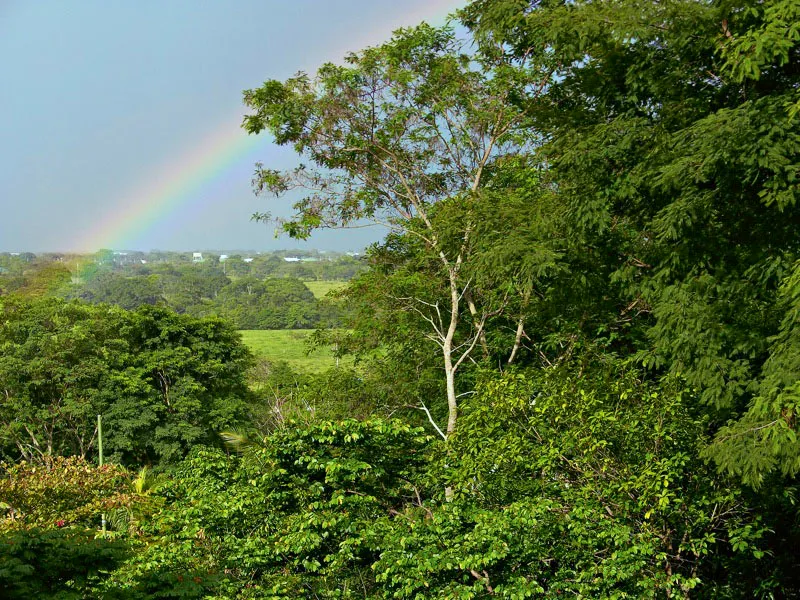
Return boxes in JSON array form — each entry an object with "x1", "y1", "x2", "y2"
[{"x1": 55, "y1": 519, "x2": 65, "y2": 527}]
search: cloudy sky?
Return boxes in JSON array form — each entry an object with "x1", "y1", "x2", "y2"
[{"x1": 0, "y1": 0, "x2": 464, "y2": 253}]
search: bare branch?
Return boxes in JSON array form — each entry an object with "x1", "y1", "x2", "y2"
[{"x1": 414, "y1": 401, "x2": 447, "y2": 440}]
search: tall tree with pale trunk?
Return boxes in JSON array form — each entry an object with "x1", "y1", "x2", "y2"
[{"x1": 243, "y1": 24, "x2": 552, "y2": 440}]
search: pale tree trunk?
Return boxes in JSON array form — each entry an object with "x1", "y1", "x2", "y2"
[
  {"x1": 466, "y1": 293, "x2": 490, "y2": 360},
  {"x1": 22, "y1": 425, "x2": 48, "y2": 462},
  {"x1": 443, "y1": 266, "x2": 460, "y2": 437},
  {"x1": 405, "y1": 132, "x2": 496, "y2": 500},
  {"x1": 444, "y1": 355, "x2": 458, "y2": 436},
  {"x1": 15, "y1": 441, "x2": 33, "y2": 463},
  {"x1": 507, "y1": 316, "x2": 526, "y2": 365},
  {"x1": 507, "y1": 289, "x2": 531, "y2": 365},
  {"x1": 443, "y1": 266, "x2": 461, "y2": 502}
]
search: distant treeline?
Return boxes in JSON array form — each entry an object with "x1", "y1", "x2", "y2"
[
  {"x1": 0, "y1": 249, "x2": 365, "y2": 282},
  {"x1": 0, "y1": 251, "x2": 363, "y2": 329}
]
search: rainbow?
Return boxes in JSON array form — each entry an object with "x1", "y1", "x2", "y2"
[
  {"x1": 71, "y1": 0, "x2": 464, "y2": 254},
  {"x1": 74, "y1": 116, "x2": 261, "y2": 253}
]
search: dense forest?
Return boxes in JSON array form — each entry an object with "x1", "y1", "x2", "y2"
[{"x1": 1, "y1": 0, "x2": 799, "y2": 597}]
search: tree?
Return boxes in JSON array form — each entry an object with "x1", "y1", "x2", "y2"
[
  {"x1": 0, "y1": 299, "x2": 124, "y2": 460},
  {"x1": 370, "y1": 361, "x2": 773, "y2": 598},
  {"x1": 67, "y1": 272, "x2": 164, "y2": 310},
  {"x1": 101, "y1": 305, "x2": 252, "y2": 465},
  {"x1": 212, "y1": 277, "x2": 321, "y2": 329},
  {"x1": 461, "y1": 0, "x2": 800, "y2": 484},
  {"x1": 105, "y1": 420, "x2": 431, "y2": 598},
  {"x1": 243, "y1": 23, "x2": 551, "y2": 439},
  {"x1": 0, "y1": 456, "x2": 136, "y2": 599},
  {"x1": 13, "y1": 262, "x2": 72, "y2": 299},
  {"x1": 0, "y1": 298, "x2": 252, "y2": 466}
]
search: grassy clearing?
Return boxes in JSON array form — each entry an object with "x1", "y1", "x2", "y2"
[
  {"x1": 239, "y1": 329, "x2": 349, "y2": 373},
  {"x1": 303, "y1": 280, "x2": 347, "y2": 299}
]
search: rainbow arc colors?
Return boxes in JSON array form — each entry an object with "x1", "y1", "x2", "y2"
[{"x1": 73, "y1": 117, "x2": 261, "y2": 253}]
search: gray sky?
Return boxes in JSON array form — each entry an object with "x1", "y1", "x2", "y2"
[{"x1": 0, "y1": 0, "x2": 464, "y2": 253}]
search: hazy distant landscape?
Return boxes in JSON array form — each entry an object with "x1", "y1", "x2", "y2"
[{"x1": 0, "y1": 249, "x2": 360, "y2": 371}]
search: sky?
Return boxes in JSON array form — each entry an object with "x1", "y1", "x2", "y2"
[{"x1": 0, "y1": 0, "x2": 465, "y2": 253}]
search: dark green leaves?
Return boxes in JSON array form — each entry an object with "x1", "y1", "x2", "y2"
[{"x1": 0, "y1": 298, "x2": 251, "y2": 466}]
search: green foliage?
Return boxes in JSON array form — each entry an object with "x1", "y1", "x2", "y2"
[
  {"x1": 63, "y1": 263, "x2": 339, "y2": 330},
  {"x1": 209, "y1": 277, "x2": 322, "y2": 329},
  {"x1": 11, "y1": 261, "x2": 73, "y2": 299},
  {"x1": 352, "y1": 361, "x2": 764, "y2": 599},
  {"x1": 66, "y1": 272, "x2": 164, "y2": 310},
  {"x1": 244, "y1": 361, "x2": 390, "y2": 435},
  {"x1": 711, "y1": 259, "x2": 800, "y2": 485},
  {"x1": 243, "y1": 24, "x2": 534, "y2": 231},
  {"x1": 0, "y1": 456, "x2": 133, "y2": 529},
  {"x1": 156, "y1": 263, "x2": 231, "y2": 311},
  {"x1": 0, "y1": 527, "x2": 129, "y2": 600},
  {"x1": 0, "y1": 297, "x2": 251, "y2": 466},
  {"x1": 463, "y1": 0, "x2": 800, "y2": 482},
  {"x1": 89, "y1": 365, "x2": 774, "y2": 597},
  {"x1": 3, "y1": 0, "x2": 800, "y2": 595},
  {"x1": 108, "y1": 420, "x2": 431, "y2": 598},
  {"x1": 720, "y1": 0, "x2": 800, "y2": 83},
  {"x1": 0, "y1": 456, "x2": 138, "y2": 599}
]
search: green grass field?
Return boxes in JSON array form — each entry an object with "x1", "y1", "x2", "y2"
[
  {"x1": 303, "y1": 280, "x2": 347, "y2": 299},
  {"x1": 239, "y1": 329, "x2": 349, "y2": 372}
]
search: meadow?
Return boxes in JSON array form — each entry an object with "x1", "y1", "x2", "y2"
[
  {"x1": 238, "y1": 329, "x2": 350, "y2": 372},
  {"x1": 302, "y1": 280, "x2": 347, "y2": 299}
]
